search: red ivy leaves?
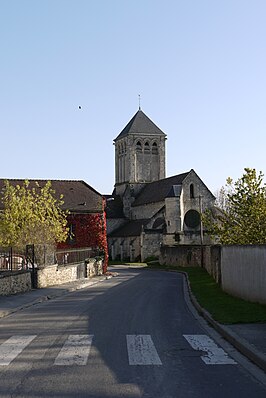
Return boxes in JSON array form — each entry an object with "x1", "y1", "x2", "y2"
[{"x1": 58, "y1": 199, "x2": 108, "y2": 272}]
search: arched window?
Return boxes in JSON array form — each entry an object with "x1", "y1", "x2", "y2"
[
  {"x1": 152, "y1": 142, "x2": 158, "y2": 154},
  {"x1": 144, "y1": 141, "x2": 150, "y2": 153},
  {"x1": 190, "y1": 184, "x2": 195, "y2": 199},
  {"x1": 122, "y1": 142, "x2": 126, "y2": 154},
  {"x1": 136, "y1": 141, "x2": 142, "y2": 152}
]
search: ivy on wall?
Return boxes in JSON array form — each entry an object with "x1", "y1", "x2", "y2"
[{"x1": 58, "y1": 199, "x2": 108, "y2": 272}]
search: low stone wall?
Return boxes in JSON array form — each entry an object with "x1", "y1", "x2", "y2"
[
  {"x1": 160, "y1": 244, "x2": 266, "y2": 304},
  {"x1": 160, "y1": 245, "x2": 203, "y2": 267},
  {"x1": 0, "y1": 257, "x2": 104, "y2": 294},
  {"x1": 159, "y1": 245, "x2": 221, "y2": 283},
  {"x1": 0, "y1": 271, "x2": 32, "y2": 296},
  {"x1": 37, "y1": 257, "x2": 104, "y2": 288},
  {"x1": 86, "y1": 258, "x2": 103, "y2": 277},
  {"x1": 203, "y1": 245, "x2": 221, "y2": 284},
  {"x1": 37, "y1": 264, "x2": 79, "y2": 288}
]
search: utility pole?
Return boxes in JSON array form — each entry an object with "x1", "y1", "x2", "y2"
[
  {"x1": 199, "y1": 195, "x2": 204, "y2": 246},
  {"x1": 199, "y1": 196, "x2": 204, "y2": 267}
]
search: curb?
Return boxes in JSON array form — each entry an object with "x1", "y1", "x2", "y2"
[
  {"x1": 0, "y1": 276, "x2": 109, "y2": 319},
  {"x1": 180, "y1": 271, "x2": 266, "y2": 373}
]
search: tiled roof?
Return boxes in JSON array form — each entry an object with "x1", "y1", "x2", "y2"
[
  {"x1": 0, "y1": 179, "x2": 103, "y2": 213},
  {"x1": 114, "y1": 110, "x2": 166, "y2": 141},
  {"x1": 109, "y1": 219, "x2": 150, "y2": 237},
  {"x1": 152, "y1": 217, "x2": 165, "y2": 229},
  {"x1": 132, "y1": 172, "x2": 189, "y2": 206},
  {"x1": 166, "y1": 185, "x2": 182, "y2": 198}
]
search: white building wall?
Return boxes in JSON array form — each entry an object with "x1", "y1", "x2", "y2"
[{"x1": 221, "y1": 245, "x2": 266, "y2": 304}]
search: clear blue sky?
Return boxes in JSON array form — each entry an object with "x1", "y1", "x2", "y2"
[{"x1": 1, "y1": 0, "x2": 266, "y2": 195}]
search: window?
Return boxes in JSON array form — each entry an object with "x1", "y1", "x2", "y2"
[
  {"x1": 190, "y1": 184, "x2": 195, "y2": 199},
  {"x1": 136, "y1": 141, "x2": 142, "y2": 152},
  {"x1": 184, "y1": 210, "x2": 200, "y2": 228},
  {"x1": 144, "y1": 141, "x2": 150, "y2": 153},
  {"x1": 152, "y1": 142, "x2": 158, "y2": 154},
  {"x1": 121, "y1": 142, "x2": 126, "y2": 154}
]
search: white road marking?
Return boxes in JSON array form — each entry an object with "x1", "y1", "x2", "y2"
[
  {"x1": 54, "y1": 334, "x2": 93, "y2": 366},
  {"x1": 126, "y1": 335, "x2": 162, "y2": 365},
  {"x1": 0, "y1": 335, "x2": 37, "y2": 366},
  {"x1": 183, "y1": 334, "x2": 237, "y2": 365}
]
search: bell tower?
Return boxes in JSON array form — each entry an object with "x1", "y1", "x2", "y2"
[{"x1": 113, "y1": 109, "x2": 166, "y2": 196}]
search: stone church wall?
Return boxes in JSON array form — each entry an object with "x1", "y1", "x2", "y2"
[
  {"x1": 182, "y1": 171, "x2": 215, "y2": 216},
  {"x1": 141, "y1": 231, "x2": 163, "y2": 261},
  {"x1": 109, "y1": 237, "x2": 141, "y2": 262},
  {"x1": 136, "y1": 152, "x2": 160, "y2": 182},
  {"x1": 165, "y1": 197, "x2": 181, "y2": 234},
  {"x1": 109, "y1": 231, "x2": 163, "y2": 262}
]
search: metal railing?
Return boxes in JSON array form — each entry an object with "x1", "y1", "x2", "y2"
[
  {"x1": 55, "y1": 247, "x2": 101, "y2": 266},
  {"x1": 0, "y1": 247, "x2": 32, "y2": 271},
  {"x1": 0, "y1": 246, "x2": 102, "y2": 271}
]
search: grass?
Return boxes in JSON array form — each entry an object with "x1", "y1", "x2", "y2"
[{"x1": 147, "y1": 262, "x2": 266, "y2": 324}]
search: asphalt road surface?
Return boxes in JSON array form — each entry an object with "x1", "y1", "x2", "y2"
[{"x1": 0, "y1": 266, "x2": 266, "y2": 398}]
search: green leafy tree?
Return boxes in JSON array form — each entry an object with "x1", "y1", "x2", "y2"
[
  {"x1": 203, "y1": 168, "x2": 266, "y2": 244},
  {"x1": 0, "y1": 180, "x2": 69, "y2": 248}
]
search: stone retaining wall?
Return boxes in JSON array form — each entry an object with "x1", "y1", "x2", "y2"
[
  {"x1": 37, "y1": 257, "x2": 104, "y2": 288},
  {"x1": 159, "y1": 245, "x2": 221, "y2": 283},
  {"x1": 160, "y1": 245, "x2": 203, "y2": 267},
  {"x1": 86, "y1": 258, "x2": 104, "y2": 278},
  {"x1": 37, "y1": 264, "x2": 79, "y2": 288},
  {"x1": 0, "y1": 257, "x2": 104, "y2": 293},
  {"x1": 0, "y1": 271, "x2": 32, "y2": 296}
]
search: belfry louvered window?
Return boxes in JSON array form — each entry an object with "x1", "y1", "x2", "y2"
[
  {"x1": 152, "y1": 142, "x2": 158, "y2": 154},
  {"x1": 144, "y1": 141, "x2": 150, "y2": 153},
  {"x1": 136, "y1": 141, "x2": 142, "y2": 152}
]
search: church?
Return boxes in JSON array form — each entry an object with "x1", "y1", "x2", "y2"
[{"x1": 105, "y1": 108, "x2": 215, "y2": 262}]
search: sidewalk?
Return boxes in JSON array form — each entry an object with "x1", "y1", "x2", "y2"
[
  {"x1": 0, "y1": 270, "x2": 266, "y2": 374},
  {"x1": 183, "y1": 273, "x2": 266, "y2": 373},
  {"x1": 0, "y1": 275, "x2": 107, "y2": 319}
]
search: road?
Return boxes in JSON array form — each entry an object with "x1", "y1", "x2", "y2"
[{"x1": 0, "y1": 266, "x2": 265, "y2": 397}]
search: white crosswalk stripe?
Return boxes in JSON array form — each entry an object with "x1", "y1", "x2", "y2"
[
  {"x1": 54, "y1": 334, "x2": 94, "y2": 366},
  {"x1": 126, "y1": 335, "x2": 162, "y2": 365},
  {"x1": 183, "y1": 334, "x2": 237, "y2": 365},
  {"x1": 0, "y1": 334, "x2": 236, "y2": 367},
  {"x1": 0, "y1": 335, "x2": 37, "y2": 366}
]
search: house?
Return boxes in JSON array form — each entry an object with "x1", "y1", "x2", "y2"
[
  {"x1": 105, "y1": 108, "x2": 215, "y2": 261},
  {"x1": 0, "y1": 179, "x2": 108, "y2": 259}
]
